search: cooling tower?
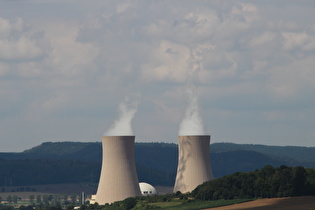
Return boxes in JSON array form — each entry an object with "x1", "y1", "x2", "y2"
[
  {"x1": 95, "y1": 136, "x2": 141, "y2": 204},
  {"x1": 174, "y1": 135, "x2": 213, "y2": 193}
]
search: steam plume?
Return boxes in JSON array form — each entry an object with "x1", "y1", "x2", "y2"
[
  {"x1": 179, "y1": 85, "x2": 205, "y2": 135},
  {"x1": 179, "y1": 46, "x2": 206, "y2": 135},
  {"x1": 105, "y1": 96, "x2": 139, "y2": 136}
]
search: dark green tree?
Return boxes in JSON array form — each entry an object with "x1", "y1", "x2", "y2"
[
  {"x1": 260, "y1": 165, "x2": 275, "y2": 179},
  {"x1": 19, "y1": 205, "x2": 33, "y2": 210},
  {"x1": 48, "y1": 195, "x2": 53, "y2": 202},
  {"x1": 66, "y1": 204, "x2": 74, "y2": 210},
  {"x1": 0, "y1": 206, "x2": 14, "y2": 210},
  {"x1": 29, "y1": 195, "x2": 35, "y2": 205},
  {"x1": 70, "y1": 194, "x2": 77, "y2": 204},
  {"x1": 7, "y1": 195, "x2": 12, "y2": 204},
  {"x1": 123, "y1": 197, "x2": 137, "y2": 210},
  {"x1": 192, "y1": 165, "x2": 315, "y2": 201},
  {"x1": 42, "y1": 194, "x2": 49, "y2": 205},
  {"x1": 13, "y1": 196, "x2": 18, "y2": 204},
  {"x1": 292, "y1": 166, "x2": 306, "y2": 196},
  {"x1": 63, "y1": 194, "x2": 69, "y2": 205},
  {"x1": 36, "y1": 195, "x2": 42, "y2": 204}
]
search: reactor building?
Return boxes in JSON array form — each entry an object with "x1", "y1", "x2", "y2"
[
  {"x1": 173, "y1": 135, "x2": 213, "y2": 193},
  {"x1": 95, "y1": 136, "x2": 141, "y2": 204}
]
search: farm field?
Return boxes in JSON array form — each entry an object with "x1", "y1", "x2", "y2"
[
  {"x1": 205, "y1": 196, "x2": 315, "y2": 210},
  {"x1": 134, "y1": 199, "x2": 253, "y2": 210}
]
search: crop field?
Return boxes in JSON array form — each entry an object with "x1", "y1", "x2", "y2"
[
  {"x1": 134, "y1": 198, "x2": 253, "y2": 210},
  {"x1": 206, "y1": 196, "x2": 315, "y2": 210}
]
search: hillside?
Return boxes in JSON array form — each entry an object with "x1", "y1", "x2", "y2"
[
  {"x1": 0, "y1": 141, "x2": 315, "y2": 187},
  {"x1": 192, "y1": 165, "x2": 315, "y2": 200},
  {"x1": 211, "y1": 143, "x2": 315, "y2": 166}
]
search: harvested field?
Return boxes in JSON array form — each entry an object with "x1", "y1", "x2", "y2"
[{"x1": 204, "y1": 196, "x2": 315, "y2": 210}]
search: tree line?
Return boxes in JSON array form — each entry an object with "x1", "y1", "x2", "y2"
[{"x1": 192, "y1": 165, "x2": 315, "y2": 200}]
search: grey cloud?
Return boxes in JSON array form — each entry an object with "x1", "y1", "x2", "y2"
[
  {"x1": 0, "y1": 16, "x2": 45, "y2": 62},
  {"x1": 1, "y1": 0, "x2": 315, "y2": 151}
]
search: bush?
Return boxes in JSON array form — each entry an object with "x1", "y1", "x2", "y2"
[{"x1": 123, "y1": 197, "x2": 137, "y2": 210}]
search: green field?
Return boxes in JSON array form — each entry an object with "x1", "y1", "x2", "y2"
[{"x1": 134, "y1": 198, "x2": 253, "y2": 210}]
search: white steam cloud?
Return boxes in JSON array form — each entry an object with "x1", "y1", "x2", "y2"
[
  {"x1": 104, "y1": 96, "x2": 139, "y2": 136},
  {"x1": 179, "y1": 46, "x2": 207, "y2": 136},
  {"x1": 179, "y1": 86, "x2": 205, "y2": 135}
]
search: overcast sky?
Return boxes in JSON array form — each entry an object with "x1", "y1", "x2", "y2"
[{"x1": 1, "y1": 0, "x2": 315, "y2": 152}]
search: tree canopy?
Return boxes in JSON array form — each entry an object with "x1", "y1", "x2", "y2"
[{"x1": 192, "y1": 165, "x2": 315, "y2": 200}]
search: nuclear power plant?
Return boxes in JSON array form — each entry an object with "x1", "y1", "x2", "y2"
[
  {"x1": 95, "y1": 136, "x2": 141, "y2": 204},
  {"x1": 94, "y1": 134, "x2": 213, "y2": 203},
  {"x1": 174, "y1": 135, "x2": 213, "y2": 193}
]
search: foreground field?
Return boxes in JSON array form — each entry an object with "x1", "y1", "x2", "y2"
[
  {"x1": 206, "y1": 196, "x2": 315, "y2": 210},
  {"x1": 134, "y1": 199, "x2": 253, "y2": 210},
  {"x1": 136, "y1": 196, "x2": 315, "y2": 210}
]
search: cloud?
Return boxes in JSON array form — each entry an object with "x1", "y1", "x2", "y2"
[
  {"x1": 248, "y1": 32, "x2": 277, "y2": 48},
  {"x1": 282, "y1": 32, "x2": 315, "y2": 51},
  {"x1": 49, "y1": 28, "x2": 100, "y2": 78},
  {"x1": 267, "y1": 55, "x2": 315, "y2": 101},
  {"x1": 0, "y1": 17, "x2": 24, "y2": 38},
  {"x1": 0, "y1": 37, "x2": 44, "y2": 62},
  {"x1": 0, "y1": 0, "x2": 315, "y2": 151},
  {"x1": 140, "y1": 40, "x2": 189, "y2": 83},
  {"x1": 0, "y1": 62, "x2": 9, "y2": 77},
  {"x1": 0, "y1": 17, "x2": 44, "y2": 62}
]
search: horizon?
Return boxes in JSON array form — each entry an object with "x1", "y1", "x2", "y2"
[{"x1": 3, "y1": 140, "x2": 315, "y2": 153}]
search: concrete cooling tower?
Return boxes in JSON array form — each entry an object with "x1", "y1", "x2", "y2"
[
  {"x1": 95, "y1": 136, "x2": 141, "y2": 204},
  {"x1": 174, "y1": 135, "x2": 213, "y2": 193}
]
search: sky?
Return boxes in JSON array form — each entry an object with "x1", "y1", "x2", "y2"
[{"x1": 0, "y1": 0, "x2": 315, "y2": 152}]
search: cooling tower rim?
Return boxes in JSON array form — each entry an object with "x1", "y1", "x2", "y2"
[
  {"x1": 102, "y1": 135, "x2": 135, "y2": 137},
  {"x1": 178, "y1": 134, "x2": 210, "y2": 137}
]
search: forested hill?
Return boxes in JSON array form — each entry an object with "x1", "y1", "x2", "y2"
[
  {"x1": 0, "y1": 141, "x2": 315, "y2": 187},
  {"x1": 211, "y1": 143, "x2": 315, "y2": 165},
  {"x1": 3, "y1": 141, "x2": 315, "y2": 163},
  {"x1": 18, "y1": 141, "x2": 315, "y2": 168},
  {"x1": 192, "y1": 165, "x2": 315, "y2": 200}
]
